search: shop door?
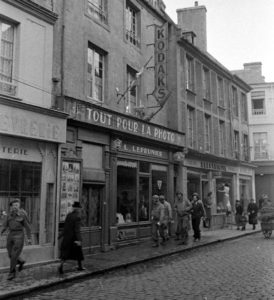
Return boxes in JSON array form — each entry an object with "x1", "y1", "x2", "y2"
[{"x1": 81, "y1": 184, "x2": 103, "y2": 251}]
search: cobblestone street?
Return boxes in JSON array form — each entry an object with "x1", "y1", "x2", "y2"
[{"x1": 16, "y1": 233, "x2": 274, "y2": 300}]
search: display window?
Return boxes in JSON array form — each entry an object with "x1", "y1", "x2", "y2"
[
  {"x1": 116, "y1": 160, "x2": 167, "y2": 225},
  {"x1": 0, "y1": 159, "x2": 41, "y2": 248}
]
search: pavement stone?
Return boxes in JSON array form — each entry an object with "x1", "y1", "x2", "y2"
[{"x1": 0, "y1": 225, "x2": 261, "y2": 299}]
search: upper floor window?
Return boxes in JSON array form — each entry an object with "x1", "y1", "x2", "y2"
[
  {"x1": 204, "y1": 114, "x2": 211, "y2": 152},
  {"x1": 87, "y1": 0, "x2": 107, "y2": 23},
  {"x1": 87, "y1": 45, "x2": 105, "y2": 102},
  {"x1": 217, "y1": 77, "x2": 224, "y2": 107},
  {"x1": 252, "y1": 98, "x2": 265, "y2": 115},
  {"x1": 126, "y1": 66, "x2": 138, "y2": 114},
  {"x1": 234, "y1": 130, "x2": 239, "y2": 159},
  {"x1": 232, "y1": 86, "x2": 239, "y2": 117},
  {"x1": 186, "y1": 55, "x2": 194, "y2": 91},
  {"x1": 125, "y1": 2, "x2": 140, "y2": 47},
  {"x1": 0, "y1": 20, "x2": 16, "y2": 96},
  {"x1": 187, "y1": 106, "x2": 195, "y2": 148},
  {"x1": 241, "y1": 93, "x2": 248, "y2": 122},
  {"x1": 243, "y1": 134, "x2": 249, "y2": 161},
  {"x1": 203, "y1": 67, "x2": 210, "y2": 100},
  {"x1": 219, "y1": 120, "x2": 225, "y2": 156},
  {"x1": 253, "y1": 132, "x2": 268, "y2": 160}
]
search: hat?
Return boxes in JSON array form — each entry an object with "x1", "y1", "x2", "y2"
[
  {"x1": 176, "y1": 191, "x2": 183, "y2": 196},
  {"x1": 72, "y1": 201, "x2": 82, "y2": 208},
  {"x1": 192, "y1": 192, "x2": 199, "y2": 197},
  {"x1": 10, "y1": 198, "x2": 20, "y2": 206},
  {"x1": 159, "y1": 195, "x2": 165, "y2": 200}
]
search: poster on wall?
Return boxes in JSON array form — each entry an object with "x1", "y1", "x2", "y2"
[{"x1": 60, "y1": 160, "x2": 81, "y2": 222}]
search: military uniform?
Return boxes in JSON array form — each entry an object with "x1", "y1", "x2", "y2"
[
  {"x1": 151, "y1": 200, "x2": 165, "y2": 247},
  {"x1": 1, "y1": 208, "x2": 31, "y2": 277}
]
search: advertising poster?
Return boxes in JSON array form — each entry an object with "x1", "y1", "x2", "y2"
[{"x1": 60, "y1": 161, "x2": 81, "y2": 222}]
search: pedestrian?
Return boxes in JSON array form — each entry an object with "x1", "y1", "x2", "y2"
[
  {"x1": 159, "y1": 195, "x2": 172, "y2": 241},
  {"x1": 235, "y1": 199, "x2": 245, "y2": 230},
  {"x1": 247, "y1": 198, "x2": 259, "y2": 230},
  {"x1": 190, "y1": 193, "x2": 205, "y2": 242},
  {"x1": 203, "y1": 191, "x2": 213, "y2": 229},
  {"x1": 58, "y1": 201, "x2": 85, "y2": 274},
  {"x1": 151, "y1": 195, "x2": 165, "y2": 247},
  {"x1": 0, "y1": 198, "x2": 32, "y2": 280},
  {"x1": 174, "y1": 191, "x2": 192, "y2": 245}
]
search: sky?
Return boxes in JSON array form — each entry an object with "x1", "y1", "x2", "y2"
[{"x1": 165, "y1": 0, "x2": 274, "y2": 82}]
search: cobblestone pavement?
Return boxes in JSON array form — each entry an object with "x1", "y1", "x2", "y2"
[{"x1": 13, "y1": 232, "x2": 274, "y2": 300}]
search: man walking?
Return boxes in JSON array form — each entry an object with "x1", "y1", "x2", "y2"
[
  {"x1": 174, "y1": 192, "x2": 192, "y2": 245},
  {"x1": 58, "y1": 201, "x2": 85, "y2": 274},
  {"x1": 159, "y1": 195, "x2": 173, "y2": 239},
  {"x1": 151, "y1": 195, "x2": 165, "y2": 247},
  {"x1": 1, "y1": 198, "x2": 32, "y2": 280}
]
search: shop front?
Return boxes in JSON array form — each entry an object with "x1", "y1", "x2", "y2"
[
  {"x1": 184, "y1": 156, "x2": 255, "y2": 229},
  {"x1": 0, "y1": 98, "x2": 66, "y2": 269},
  {"x1": 61, "y1": 99, "x2": 185, "y2": 250}
]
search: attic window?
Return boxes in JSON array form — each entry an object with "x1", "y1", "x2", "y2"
[{"x1": 181, "y1": 31, "x2": 196, "y2": 45}]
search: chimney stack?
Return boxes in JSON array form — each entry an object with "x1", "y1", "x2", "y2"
[{"x1": 177, "y1": 2, "x2": 207, "y2": 51}]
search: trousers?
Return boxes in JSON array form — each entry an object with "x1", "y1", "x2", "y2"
[{"x1": 7, "y1": 231, "x2": 25, "y2": 273}]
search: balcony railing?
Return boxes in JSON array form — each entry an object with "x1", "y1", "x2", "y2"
[
  {"x1": 0, "y1": 79, "x2": 16, "y2": 96},
  {"x1": 252, "y1": 108, "x2": 265, "y2": 115},
  {"x1": 125, "y1": 30, "x2": 140, "y2": 46}
]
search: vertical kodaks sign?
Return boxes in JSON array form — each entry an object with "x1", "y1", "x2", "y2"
[{"x1": 153, "y1": 22, "x2": 170, "y2": 106}]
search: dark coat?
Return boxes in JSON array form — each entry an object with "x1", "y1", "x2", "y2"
[
  {"x1": 247, "y1": 203, "x2": 258, "y2": 225},
  {"x1": 191, "y1": 201, "x2": 205, "y2": 219},
  {"x1": 60, "y1": 210, "x2": 84, "y2": 261}
]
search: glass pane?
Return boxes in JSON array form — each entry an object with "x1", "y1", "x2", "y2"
[
  {"x1": 139, "y1": 161, "x2": 149, "y2": 173},
  {"x1": 152, "y1": 169, "x2": 167, "y2": 196},
  {"x1": 0, "y1": 160, "x2": 9, "y2": 191},
  {"x1": 139, "y1": 177, "x2": 149, "y2": 221},
  {"x1": 117, "y1": 163, "x2": 137, "y2": 223},
  {"x1": 10, "y1": 162, "x2": 20, "y2": 192},
  {"x1": 22, "y1": 168, "x2": 33, "y2": 192}
]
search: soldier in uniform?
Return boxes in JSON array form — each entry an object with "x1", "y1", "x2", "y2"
[
  {"x1": 151, "y1": 195, "x2": 165, "y2": 247},
  {"x1": 1, "y1": 198, "x2": 32, "y2": 280}
]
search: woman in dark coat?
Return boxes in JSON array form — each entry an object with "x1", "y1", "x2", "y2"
[
  {"x1": 247, "y1": 198, "x2": 259, "y2": 230},
  {"x1": 58, "y1": 202, "x2": 85, "y2": 274},
  {"x1": 235, "y1": 200, "x2": 245, "y2": 230}
]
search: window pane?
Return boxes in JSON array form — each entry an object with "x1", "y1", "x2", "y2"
[
  {"x1": 152, "y1": 169, "x2": 167, "y2": 196},
  {"x1": 139, "y1": 177, "x2": 149, "y2": 221},
  {"x1": 117, "y1": 162, "x2": 137, "y2": 223},
  {"x1": 0, "y1": 160, "x2": 9, "y2": 191}
]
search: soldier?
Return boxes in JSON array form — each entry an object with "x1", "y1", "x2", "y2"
[
  {"x1": 151, "y1": 195, "x2": 165, "y2": 247},
  {"x1": 159, "y1": 195, "x2": 172, "y2": 242},
  {"x1": 0, "y1": 198, "x2": 32, "y2": 280}
]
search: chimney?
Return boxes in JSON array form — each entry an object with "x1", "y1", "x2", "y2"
[{"x1": 177, "y1": 2, "x2": 207, "y2": 51}]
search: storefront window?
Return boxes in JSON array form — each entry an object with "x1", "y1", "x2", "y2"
[
  {"x1": 117, "y1": 160, "x2": 137, "y2": 224},
  {"x1": 139, "y1": 176, "x2": 149, "y2": 221},
  {"x1": 81, "y1": 185, "x2": 101, "y2": 227},
  {"x1": 152, "y1": 165, "x2": 167, "y2": 197},
  {"x1": 0, "y1": 160, "x2": 41, "y2": 248}
]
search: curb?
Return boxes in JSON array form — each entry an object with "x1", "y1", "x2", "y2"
[{"x1": 0, "y1": 230, "x2": 260, "y2": 299}]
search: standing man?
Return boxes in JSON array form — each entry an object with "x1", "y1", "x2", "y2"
[
  {"x1": 174, "y1": 192, "x2": 192, "y2": 245},
  {"x1": 159, "y1": 195, "x2": 172, "y2": 243},
  {"x1": 190, "y1": 193, "x2": 205, "y2": 242},
  {"x1": 58, "y1": 201, "x2": 85, "y2": 274},
  {"x1": 204, "y1": 192, "x2": 213, "y2": 229},
  {"x1": 1, "y1": 198, "x2": 32, "y2": 280},
  {"x1": 151, "y1": 195, "x2": 165, "y2": 247}
]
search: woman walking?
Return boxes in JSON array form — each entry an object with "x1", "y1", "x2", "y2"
[{"x1": 247, "y1": 198, "x2": 259, "y2": 230}]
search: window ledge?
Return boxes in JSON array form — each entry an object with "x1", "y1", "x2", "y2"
[
  {"x1": 203, "y1": 98, "x2": 212, "y2": 104},
  {"x1": 186, "y1": 88, "x2": 196, "y2": 95},
  {"x1": 217, "y1": 105, "x2": 226, "y2": 110}
]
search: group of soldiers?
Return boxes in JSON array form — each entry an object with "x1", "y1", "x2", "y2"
[{"x1": 151, "y1": 192, "x2": 206, "y2": 247}]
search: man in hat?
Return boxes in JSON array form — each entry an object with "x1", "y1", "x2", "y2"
[
  {"x1": 151, "y1": 195, "x2": 165, "y2": 247},
  {"x1": 1, "y1": 198, "x2": 32, "y2": 280},
  {"x1": 58, "y1": 201, "x2": 85, "y2": 274}
]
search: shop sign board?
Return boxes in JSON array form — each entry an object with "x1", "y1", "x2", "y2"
[
  {"x1": 60, "y1": 160, "x2": 81, "y2": 222},
  {"x1": 114, "y1": 140, "x2": 168, "y2": 159},
  {"x1": 0, "y1": 136, "x2": 42, "y2": 162},
  {"x1": 117, "y1": 228, "x2": 137, "y2": 241},
  {"x1": 64, "y1": 99, "x2": 184, "y2": 147},
  {"x1": 0, "y1": 104, "x2": 66, "y2": 143},
  {"x1": 184, "y1": 158, "x2": 239, "y2": 173}
]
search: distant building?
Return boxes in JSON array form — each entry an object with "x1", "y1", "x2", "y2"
[
  {"x1": 233, "y1": 62, "x2": 274, "y2": 203},
  {"x1": 174, "y1": 2, "x2": 255, "y2": 227}
]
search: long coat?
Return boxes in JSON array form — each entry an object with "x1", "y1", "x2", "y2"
[
  {"x1": 247, "y1": 203, "x2": 258, "y2": 225},
  {"x1": 60, "y1": 210, "x2": 84, "y2": 261}
]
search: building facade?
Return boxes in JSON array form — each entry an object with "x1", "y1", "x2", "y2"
[
  {"x1": 52, "y1": 0, "x2": 185, "y2": 253},
  {"x1": 174, "y1": 3, "x2": 256, "y2": 227},
  {"x1": 0, "y1": 0, "x2": 67, "y2": 268},
  {"x1": 233, "y1": 62, "x2": 274, "y2": 203}
]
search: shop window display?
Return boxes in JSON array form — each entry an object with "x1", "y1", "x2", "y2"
[{"x1": 0, "y1": 160, "x2": 41, "y2": 248}]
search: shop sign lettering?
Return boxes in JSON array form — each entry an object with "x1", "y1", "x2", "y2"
[
  {"x1": 120, "y1": 142, "x2": 168, "y2": 159},
  {"x1": 0, "y1": 105, "x2": 66, "y2": 143},
  {"x1": 65, "y1": 100, "x2": 184, "y2": 147},
  {"x1": 0, "y1": 146, "x2": 28, "y2": 156},
  {"x1": 200, "y1": 161, "x2": 227, "y2": 172}
]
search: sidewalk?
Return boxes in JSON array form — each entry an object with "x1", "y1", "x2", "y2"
[{"x1": 0, "y1": 226, "x2": 261, "y2": 299}]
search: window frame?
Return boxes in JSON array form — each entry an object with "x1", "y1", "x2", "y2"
[
  {"x1": 187, "y1": 106, "x2": 195, "y2": 148},
  {"x1": 87, "y1": 44, "x2": 105, "y2": 103},
  {"x1": 253, "y1": 132, "x2": 268, "y2": 160},
  {"x1": 234, "y1": 130, "x2": 240, "y2": 159},
  {"x1": 251, "y1": 98, "x2": 265, "y2": 115},
  {"x1": 125, "y1": 1, "x2": 140, "y2": 47},
  {"x1": 125, "y1": 65, "x2": 138, "y2": 114},
  {"x1": 86, "y1": 0, "x2": 108, "y2": 24},
  {"x1": 203, "y1": 67, "x2": 210, "y2": 100},
  {"x1": 232, "y1": 86, "x2": 239, "y2": 117},
  {"x1": 217, "y1": 76, "x2": 224, "y2": 107},
  {"x1": 241, "y1": 92, "x2": 248, "y2": 121},
  {"x1": 219, "y1": 120, "x2": 225, "y2": 156},
  {"x1": 204, "y1": 114, "x2": 211, "y2": 152},
  {"x1": 186, "y1": 55, "x2": 195, "y2": 91}
]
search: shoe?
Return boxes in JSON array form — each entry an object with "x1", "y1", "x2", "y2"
[
  {"x1": 7, "y1": 272, "x2": 16, "y2": 280},
  {"x1": 58, "y1": 264, "x2": 64, "y2": 274},
  {"x1": 152, "y1": 243, "x2": 159, "y2": 247},
  {"x1": 77, "y1": 267, "x2": 86, "y2": 271},
  {"x1": 18, "y1": 260, "x2": 25, "y2": 272}
]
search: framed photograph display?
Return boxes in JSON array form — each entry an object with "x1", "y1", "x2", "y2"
[{"x1": 60, "y1": 160, "x2": 81, "y2": 222}]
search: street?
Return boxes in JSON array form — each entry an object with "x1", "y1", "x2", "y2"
[{"x1": 15, "y1": 233, "x2": 274, "y2": 300}]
